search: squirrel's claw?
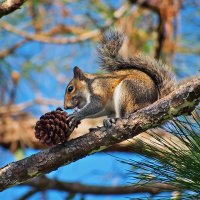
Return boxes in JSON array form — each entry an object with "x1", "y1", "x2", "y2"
[
  {"x1": 103, "y1": 118, "x2": 117, "y2": 128},
  {"x1": 67, "y1": 114, "x2": 79, "y2": 127}
]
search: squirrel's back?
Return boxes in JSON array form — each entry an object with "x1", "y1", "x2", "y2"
[{"x1": 97, "y1": 31, "x2": 176, "y2": 98}]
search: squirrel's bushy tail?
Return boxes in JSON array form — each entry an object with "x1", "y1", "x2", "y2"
[{"x1": 97, "y1": 31, "x2": 176, "y2": 98}]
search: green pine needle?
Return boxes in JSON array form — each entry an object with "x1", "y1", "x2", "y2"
[{"x1": 120, "y1": 107, "x2": 200, "y2": 199}]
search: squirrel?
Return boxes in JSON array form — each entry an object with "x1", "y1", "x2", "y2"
[{"x1": 64, "y1": 31, "x2": 176, "y2": 127}]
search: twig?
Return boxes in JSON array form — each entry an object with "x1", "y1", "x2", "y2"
[
  {"x1": 0, "y1": 39, "x2": 27, "y2": 59},
  {"x1": 0, "y1": 98, "x2": 62, "y2": 115},
  {"x1": 18, "y1": 188, "x2": 39, "y2": 200},
  {"x1": 0, "y1": 3, "x2": 129, "y2": 44},
  {"x1": 0, "y1": 20, "x2": 101, "y2": 44}
]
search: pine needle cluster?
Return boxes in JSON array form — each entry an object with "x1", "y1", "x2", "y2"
[{"x1": 120, "y1": 108, "x2": 200, "y2": 199}]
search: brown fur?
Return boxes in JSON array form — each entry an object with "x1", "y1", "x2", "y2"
[
  {"x1": 63, "y1": 31, "x2": 176, "y2": 123},
  {"x1": 64, "y1": 69, "x2": 158, "y2": 118},
  {"x1": 97, "y1": 31, "x2": 176, "y2": 98}
]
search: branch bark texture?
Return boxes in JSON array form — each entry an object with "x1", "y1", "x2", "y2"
[
  {"x1": 0, "y1": 0, "x2": 26, "y2": 18},
  {"x1": 0, "y1": 76, "x2": 199, "y2": 191}
]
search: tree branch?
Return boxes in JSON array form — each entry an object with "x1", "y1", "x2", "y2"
[
  {"x1": 0, "y1": 76, "x2": 199, "y2": 191},
  {"x1": 0, "y1": 19, "x2": 101, "y2": 44},
  {"x1": 0, "y1": 39, "x2": 26, "y2": 59},
  {"x1": 129, "y1": 0, "x2": 184, "y2": 62},
  {"x1": 0, "y1": 4, "x2": 129, "y2": 44},
  {"x1": 0, "y1": 98, "x2": 63, "y2": 115},
  {"x1": 18, "y1": 188, "x2": 39, "y2": 200},
  {"x1": 0, "y1": 0, "x2": 27, "y2": 18},
  {"x1": 22, "y1": 176, "x2": 178, "y2": 195}
]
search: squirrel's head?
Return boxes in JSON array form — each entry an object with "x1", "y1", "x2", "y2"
[{"x1": 64, "y1": 66, "x2": 89, "y2": 110}]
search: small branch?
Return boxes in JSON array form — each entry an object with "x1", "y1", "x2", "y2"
[
  {"x1": 22, "y1": 176, "x2": 178, "y2": 195},
  {"x1": 129, "y1": 0, "x2": 184, "y2": 61},
  {"x1": 0, "y1": 98, "x2": 62, "y2": 115},
  {"x1": 18, "y1": 188, "x2": 39, "y2": 200},
  {"x1": 0, "y1": 20, "x2": 100, "y2": 44},
  {"x1": 0, "y1": 76, "x2": 199, "y2": 191},
  {"x1": 155, "y1": 12, "x2": 165, "y2": 60},
  {"x1": 0, "y1": 4, "x2": 129, "y2": 44},
  {"x1": 0, "y1": 0, "x2": 27, "y2": 18},
  {"x1": 0, "y1": 39, "x2": 27, "y2": 59},
  {"x1": 43, "y1": 25, "x2": 91, "y2": 36},
  {"x1": 129, "y1": 0, "x2": 159, "y2": 13}
]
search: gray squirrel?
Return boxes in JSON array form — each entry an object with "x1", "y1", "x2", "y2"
[{"x1": 64, "y1": 31, "x2": 176, "y2": 127}]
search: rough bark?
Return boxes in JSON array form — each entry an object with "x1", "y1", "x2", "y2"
[
  {"x1": 0, "y1": 76, "x2": 199, "y2": 191},
  {"x1": 0, "y1": 0, "x2": 26, "y2": 18}
]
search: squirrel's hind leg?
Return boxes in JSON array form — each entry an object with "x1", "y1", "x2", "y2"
[
  {"x1": 103, "y1": 79, "x2": 139, "y2": 128},
  {"x1": 113, "y1": 79, "x2": 141, "y2": 118},
  {"x1": 103, "y1": 78, "x2": 157, "y2": 128}
]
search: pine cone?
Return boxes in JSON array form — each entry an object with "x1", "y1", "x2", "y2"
[{"x1": 35, "y1": 107, "x2": 80, "y2": 146}]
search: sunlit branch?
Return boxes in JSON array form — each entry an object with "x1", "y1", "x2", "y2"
[
  {"x1": 0, "y1": 0, "x2": 27, "y2": 18},
  {"x1": 0, "y1": 20, "x2": 101, "y2": 44},
  {"x1": 0, "y1": 3, "x2": 129, "y2": 44}
]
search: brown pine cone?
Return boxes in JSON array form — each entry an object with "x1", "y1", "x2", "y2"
[{"x1": 35, "y1": 107, "x2": 80, "y2": 146}]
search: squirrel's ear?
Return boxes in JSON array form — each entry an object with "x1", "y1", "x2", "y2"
[{"x1": 73, "y1": 66, "x2": 85, "y2": 80}]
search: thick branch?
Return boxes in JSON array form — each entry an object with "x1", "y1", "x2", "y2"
[
  {"x1": 22, "y1": 176, "x2": 178, "y2": 195},
  {"x1": 0, "y1": 76, "x2": 199, "y2": 191},
  {"x1": 0, "y1": 0, "x2": 26, "y2": 18}
]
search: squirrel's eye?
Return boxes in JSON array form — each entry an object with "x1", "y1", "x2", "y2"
[{"x1": 67, "y1": 85, "x2": 74, "y2": 93}]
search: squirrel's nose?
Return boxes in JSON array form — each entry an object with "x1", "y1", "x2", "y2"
[
  {"x1": 64, "y1": 103, "x2": 72, "y2": 110},
  {"x1": 64, "y1": 103, "x2": 69, "y2": 110},
  {"x1": 64, "y1": 105, "x2": 70, "y2": 110}
]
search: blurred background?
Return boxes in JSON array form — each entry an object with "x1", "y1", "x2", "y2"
[{"x1": 0, "y1": 0, "x2": 200, "y2": 199}]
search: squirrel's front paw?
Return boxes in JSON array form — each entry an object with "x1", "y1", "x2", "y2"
[
  {"x1": 103, "y1": 118, "x2": 117, "y2": 128},
  {"x1": 67, "y1": 114, "x2": 80, "y2": 128}
]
